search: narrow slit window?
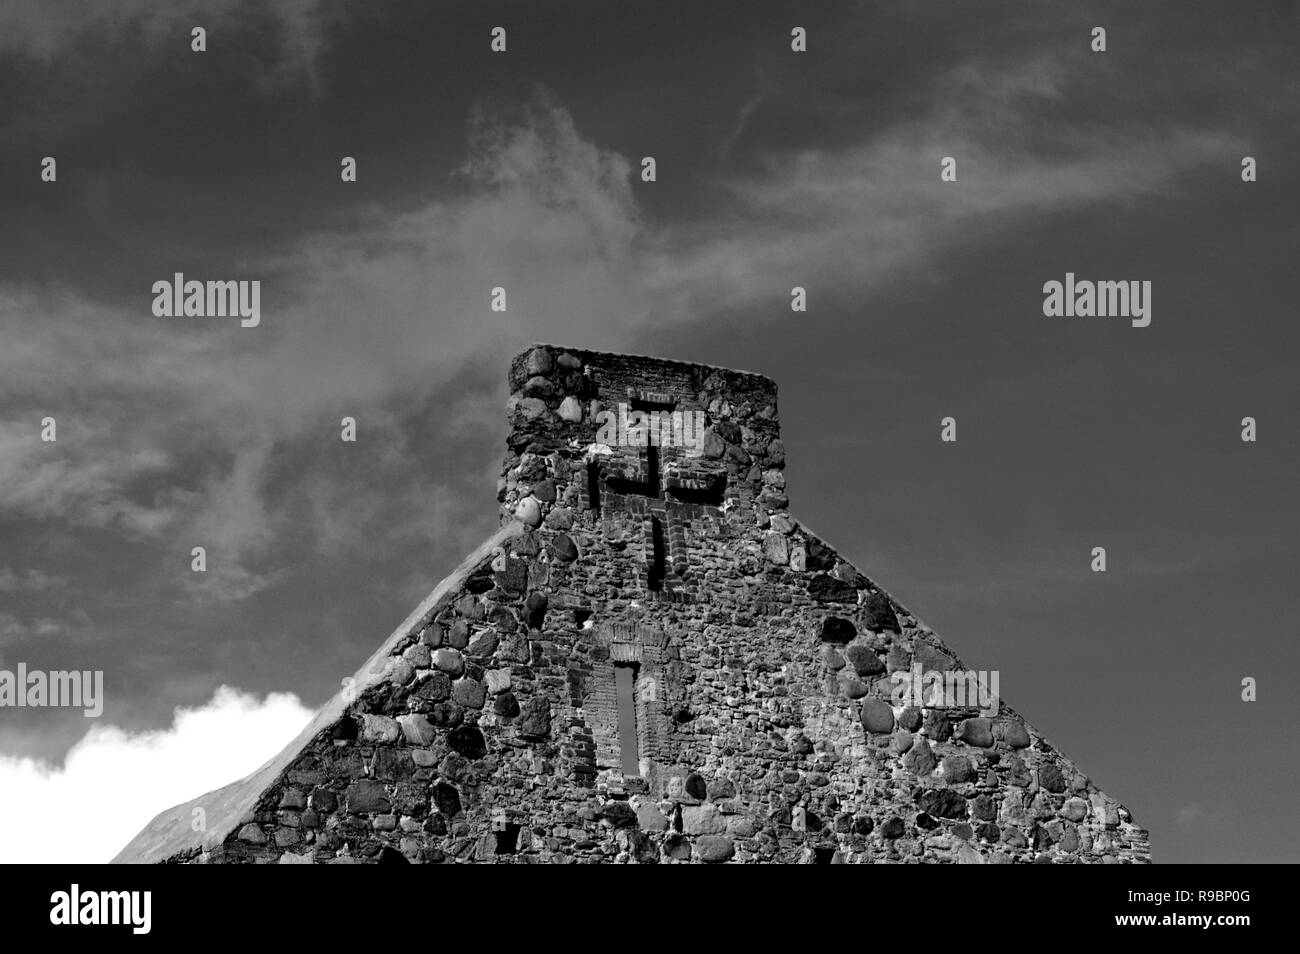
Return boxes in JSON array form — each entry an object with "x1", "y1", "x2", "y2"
[
  {"x1": 614, "y1": 663, "x2": 641, "y2": 776},
  {"x1": 586, "y1": 459, "x2": 602, "y2": 514}
]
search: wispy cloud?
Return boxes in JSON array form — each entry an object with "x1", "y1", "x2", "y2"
[
  {"x1": 0, "y1": 48, "x2": 1250, "y2": 605},
  {"x1": 0, "y1": 0, "x2": 331, "y2": 85},
  {"x1": 0, "y1": 567, "x2": 66, "y2": 593}
]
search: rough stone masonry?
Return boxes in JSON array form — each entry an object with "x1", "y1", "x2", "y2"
[{"x1": 114, "y1": 345, "x2": 1150, "y2": 864}]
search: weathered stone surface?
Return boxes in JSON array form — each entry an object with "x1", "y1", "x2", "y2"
[
  {"x1": 413, "y1": 671, "x2": 451, "y2": 704},
  {"x1": 432, "y1": 648, "x2": 465, "y2": 677},
  {"x1": 942, "y1": 755, "x2": 974, "y2": 784},
  {"x1": 514, "y1": 495, "x2": 542, "y2": 527},
  {"x1": 694, "y1": 835, "x2": 734, "y2": 863},
  {"x1": 1040, "y1": 764, "x2": 1067, "y2": 793},
  {"x1": 808, "y1": 575, "x2": 857, "y2": 603},
  {"x1": 706, "y1": 778, "x2": 736, "y2": 800},
  {"x1": 467, "y1": 631, "x2": 499, "y2": 657},
  {"x1": 971, "y1": 795, "x2": 997, "y2": 821},
  {"x1": 902, "y1": 739, "x2": 937, "y2": 776},
  {"x1": 237, "y1": 823, "x2": 267, "y2": 845},
  {"x1": 859, "y1": 698, "x2": 895, "y2": 734},
  {"x1": 898, "y1": 706, "x2": 923, "y2": 732},
  {"x1": 682, "y1": 804, "x2": 727, "y2": 835},
  {"x1": 637, "y1": 805, "x2": 669, "y2": 831},
  {"x1": 843, "y1": 644, "x2": 885, "y2": 676},
  {"x1": 445, "y1": 621, "x2": 470, "y2": 649},
  {"x1": 369, "y1": 748, "x2": 411, "y2": 781},
  {"x1": 840, "y1": 676, "x2": 869, "y2": 700},
  {"x1": 360, "y1": 714, "x2": 400, "y2": 744},
  {"x1": 913, "y1": 638, "x2": 955, "y2": 672},
  {"x1": 524, "y1": 347, "x2": 554, "y2": 377},
  {"x1": 550, "y1": 534, "x2": 579, "y2": 563},
  {"x1": 956, "y1": 717, "x2": 993, "y2": 747},
  {"x1": 863, "y1": 592, "x2": 899, "y2": 633},
  {"x1": 995, "y1": 719, "x2": 1031, "y2": 748},
  {"x1": 403, "y1": 644, "x2": 431, "y2": 668},
  {"x1": 763, "y1": 532, "x2": 789, "y2": 565},
  {"x1": 955, "y1": 843, "x2": 984, "y2": 864},
  {"x1": 386, "y1": 658, "x2": 414, "y2": 686},
  {"x1": 601, "y1": 801, "x2": 638, "y2": 828},
  {"x1": 517, "y1": 699, "x2": 551, "y2": 739},
  {"x1": 452, "y1": 677, "x2": 486, "y2": 709},
  {"x1": 398, "y1": 714, "x2": 435, "y2": 746},
  {"x1": 484, "y1": 668, "x2": 512, "y2": 694},
  {"x1": 345, "y1": 780, "x2": 390, "y2": 814},
  {"x1": 531, "y1": 480, "x2": 557, "y2": 505},
  {"x1": 880, "y1": 817, "x2": 906, "y2": 838},
  {"x1": 1061, "y1": 798, "x2": 1089, "y2": 823},
  {"x1": 557, "y1": 396, "x2": 583, "y2": 422},
  {"x1": 661, "y1": 833, "x2": 691, "y2": 860},
  {"x1": 804, "y1": 538, "x2": 835, "y2": 571},
  {"x1": 917, "y1": 789, "x2": 967, "y2": 819},
  {"x1": 411, "y1": 749, "x2": 437, "y2": 768}
]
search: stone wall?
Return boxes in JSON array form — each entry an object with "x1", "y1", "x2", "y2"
[{"x1": 151, "y1": 344, "x2": 1149, "y2": 864}]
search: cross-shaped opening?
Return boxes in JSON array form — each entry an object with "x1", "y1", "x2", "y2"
[
  {"x1": 603, "y1": 444, "x2": 661, "y2": 499},
  {"x1": 586, "y1": 459, "x2": 602, "y2": 515},
  {"x1": 665, "y1": 472, "x2": 726, "y2": 507},
  {"x1": 647, "y1": 516, "x2": 667, "y2": 592}
]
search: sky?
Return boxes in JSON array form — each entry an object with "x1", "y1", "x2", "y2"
[{"x1": 0, "y1": 0, "x2": 1296, "y2": 863}]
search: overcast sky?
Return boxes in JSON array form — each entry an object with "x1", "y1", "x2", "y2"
[{"x1": 0, "y1": 0, "x2": 1295, "y2": 863}]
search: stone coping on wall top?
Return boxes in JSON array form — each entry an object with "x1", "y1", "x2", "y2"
[{"x1": 519, "y1": 342, "x2": 778, "y2": 388}]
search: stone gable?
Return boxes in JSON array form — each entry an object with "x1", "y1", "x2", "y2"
[{"x1": 114, "y1": 345, "x2": 1148, "y2": 864}]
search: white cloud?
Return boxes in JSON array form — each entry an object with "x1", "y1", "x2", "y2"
[{"x1": 0, "y1": 685, "x2": 312, "y2": 863}]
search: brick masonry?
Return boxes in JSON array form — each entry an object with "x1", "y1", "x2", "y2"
[{"x1": 114, "y1": 344, "x2": 1149, "y2": 864}]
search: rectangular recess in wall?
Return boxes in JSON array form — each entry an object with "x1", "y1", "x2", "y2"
[
  {"x1": 647, "y1": 516, "x2": 666, "y2": 591},
  {"x1": 614, "y1": 663, "x2": 641, "y2": 776}
]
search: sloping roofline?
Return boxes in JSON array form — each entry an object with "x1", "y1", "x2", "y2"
[{"x1": 112, "y1": 522, "x2": 525, "y2": 863}]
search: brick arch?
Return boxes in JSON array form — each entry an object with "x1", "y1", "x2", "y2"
[{"x1": 582, "y1": 621, "x2": 675, "y2": 790}]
